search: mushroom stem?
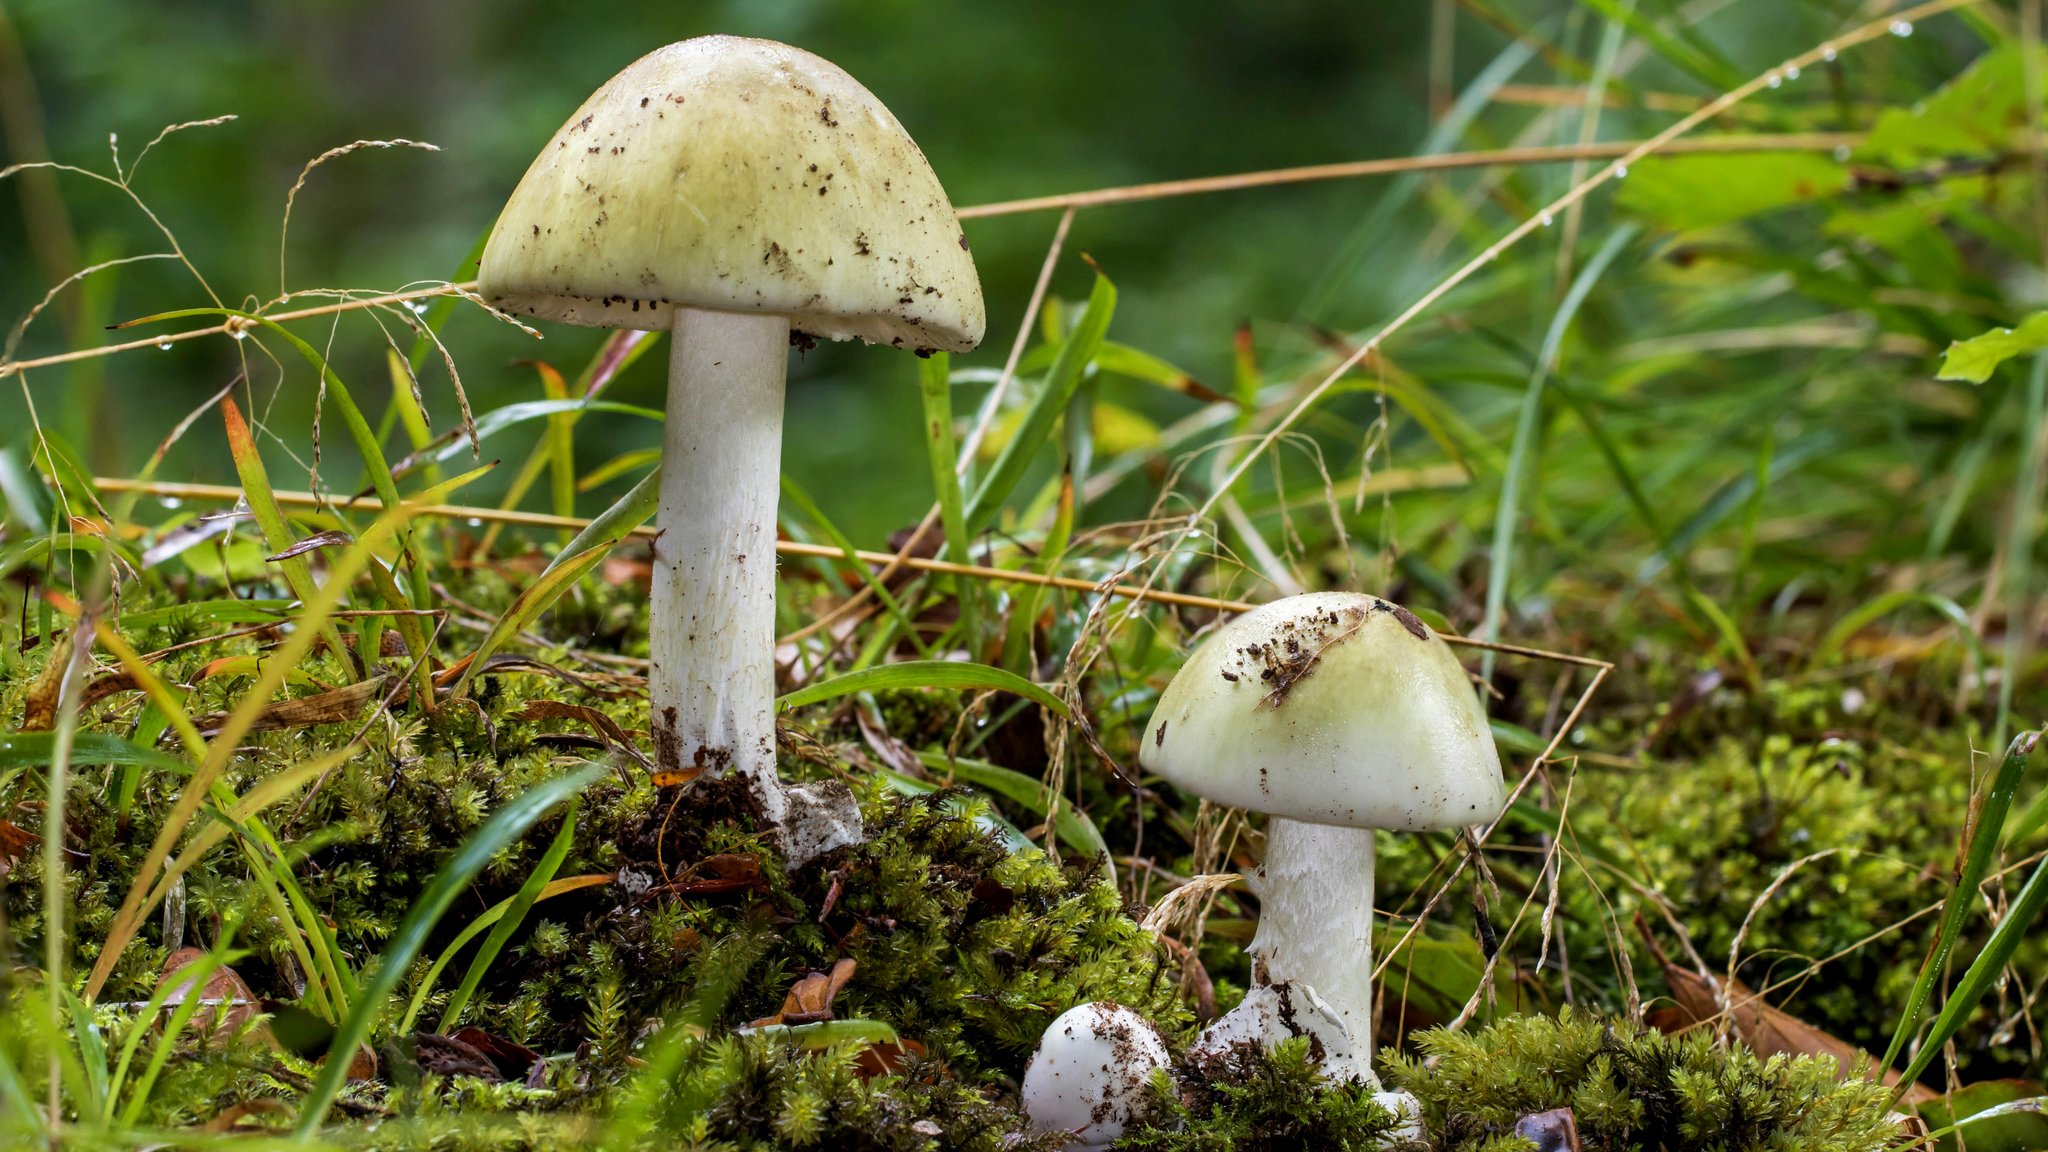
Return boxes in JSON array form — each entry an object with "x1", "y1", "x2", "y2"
[
  {"x1": 647, "y1": 306, "x2": 865, "y2": 864},
  {"x1": 1251, "y1": 815, "x2": 1379, "y2": 1084},
  {"x1": 649, "y1": 306, "x2": 793, "y2": 823}
]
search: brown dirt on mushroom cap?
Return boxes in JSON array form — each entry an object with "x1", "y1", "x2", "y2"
[{"x1": 1213, "y1": 600, "x2": 1398, "y2": 710}]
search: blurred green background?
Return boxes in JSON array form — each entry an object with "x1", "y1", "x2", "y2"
[
  {"x1": 0, "y1": 0, "x2": 1865, "y2": 544},
  {"x1": 1, "y1": 0, "x2": 1461, "y2": 541}
]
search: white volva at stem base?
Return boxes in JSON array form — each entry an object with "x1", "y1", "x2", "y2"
[
  {"x1": 649, "y1": 307, "x2": 859, "y2": 864},
  {"x1": 1250, "y1": 815, "x2": 1380, "y2": 1084}
]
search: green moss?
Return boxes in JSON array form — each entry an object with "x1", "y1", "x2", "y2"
[
  {"x1": 1391, "y1": 1009, "x2": 1899, "y2": 1152},
  {"x1": 1113, "y1": 1037, "x2": 1404, "y2": 1152}
]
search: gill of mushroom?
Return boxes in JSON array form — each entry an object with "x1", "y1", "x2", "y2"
[
  {"x1": 1139, "y1": 591, "x2": 1507, "y2": 1102},
  {"x1": 478, "y1": 36, "x2": 985, "y2": 863}
]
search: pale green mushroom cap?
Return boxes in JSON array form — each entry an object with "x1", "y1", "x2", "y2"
[
  {"x1": 479, "y1": 35, "x2": 985, "y2": 352},
  {"x1": 1139, "y1": 591, "x2": 1506, "y2": 830}
]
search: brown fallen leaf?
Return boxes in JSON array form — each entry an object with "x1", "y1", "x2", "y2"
[
  {"x1": 201, "y1": 1098, "x2": 292, "y2": 1133},
  {"x1": 650, "y1": 765, "x2": 705, "y2": 788},
  {"x1": 451, "y1": 1026, "x2": 543, "y2": 1081},
  {"x1": 413, "y1": 1031, "x2": 502, "y2": 1082},
  {"x1": 159, "y1": 947, "x2": 262, "y2": 1041},
  {"x1": 854, "y1": 1036, "x2": 927, "y2": 1079},
  {"x1": 19, "y1": 629, "x2": 72, "y2": 731},
  {"x1": 0, "y1": 818, "x2": 38, "y2": 879},
  {"x1": 750, "y1": 957, "x2": 857, "y2": 1027},
  {"x1": 80, "y1": 670, "x2": 141, "y2": 711},
  {"x1": 1652, "y1": 953, "x2": 1936, "y2": 1105},
  {"x1": 192, "y1": 676, "x2": 389, "y2": 735},
  {"x1": 514, "y1": 699, "x2": 651, "y2": 768}
]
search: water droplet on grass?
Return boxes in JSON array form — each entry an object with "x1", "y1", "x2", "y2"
[
  {"x1": 157, "y1": 341, "x2": 172, "y2": 351},
  {"x1": 1890, "y1": 19, "x2": 1913, "y2": 36}
]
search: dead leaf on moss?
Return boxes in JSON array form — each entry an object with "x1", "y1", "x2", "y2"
[
  {"x1": 193, "y1": 676, "x2": 389, "y2": 735},
  {"x1": 749, "y1": 957, "x2": 856, "y2": 1027},
  {"x1": 159, "y1": 947, "x2": 262, "y2": 1040},
  {"x1": 201, "y1": 1099, "x2": 292, "y2": 1133},
  {"x1": 514, "y1": 699, "x2": 651, "y2": 768},
  {"x1": 854, "y1": 1036, "x2": 927, "y2": 1079},
  {"x1": 1653, "y1": 958, "x2": 1936, "y2": 1105}
]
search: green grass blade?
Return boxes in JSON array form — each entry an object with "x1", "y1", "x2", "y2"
[
  {"x1": 1997, "y1": 356, "x2": 2047, "y2": 748},
  {"x1": 0, "y1": 731, "x2": 190, "y2": 775},
  {"x1": 966, "y1": 273, "x2": 1115, "y2": 532},
  {"x1": 1882, "y1": 730, "x2": 2041, "y2": 1076},
  {"x1": 438, "y1": 800, "x2": 579, "y2": 1033},
  {"x1": 913, "y1": 750, "x2": 1107, "y2": 859},
  {"x1": 919, "y1": 351, "x2": 979, "y2": 642},
  {"x1": 1481, "y1": 226, "x2": 1635, "y2": 682},
  {"x1": 453, "y1": 540, "x2": 614, "y2": 696},
  {"x1": 1895, "y1": 821, "x2": 2048, "y2": 1098},
  {"x1": 1814, "y1": 590, "x2": 1983, "y2": 668},
  {"x1": 780, "y1": 477, "x2": 932, "y2": 658},
  {"x1": 221, "y1": 396, "x2": 350, "y2": 675},
  {"x1": 62, "y1": 988, "x2": 106, "y2": 1120},
  {"x1": 292, "y1": 764, "x2": 604, "y2": 1138},
  {"x1": 543, "y1": 467, "x2": 658, "y2": 580},
  {"x1": 777, "y1": 660, "x2": 1070, "y2": 719}
]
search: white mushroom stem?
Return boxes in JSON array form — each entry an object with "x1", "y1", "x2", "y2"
[
  {"x1": 650, "y1": 306, "x2": 866, "y2": 864},
  {"x1": 1250, "y1": 815, "x2": 1379, "y2": 1084}
]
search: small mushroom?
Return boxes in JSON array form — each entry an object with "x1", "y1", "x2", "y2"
[
  {"x1": 1139, "y1": 592, "x2": 1507, "y2": 1089},
  {"x1": 479, "y1": 37, "x2": 984, "y2": 864},
  {"x1": 1021, "y1": 1001, "x2": 1172, "y2": 1150}
]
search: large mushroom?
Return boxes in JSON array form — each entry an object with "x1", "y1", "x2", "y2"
[
  {"x1": 479, "y1": 36, "x2": 984, "y2": 863},
  {"x1": 1139, "y1": 591, "x2": 1506, "y2": 1090}
]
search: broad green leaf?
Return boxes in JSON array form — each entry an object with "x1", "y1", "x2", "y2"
[
  {"x1": 1938, "y1": 314, "x2": 2048, "y2": 384},
  {"x1": 1617, "y1": 153, "x2": 1851, "y2": 231},
  {"x1": 778, "y1": 660, "x2": 1071, "y2": 720},
  {"x1": 1858, "y1": 44, "x2": 2048, "y2": 167},
  {"x1": 1918, "y1": 1080, "x2": 2048, "y2": 1152}
]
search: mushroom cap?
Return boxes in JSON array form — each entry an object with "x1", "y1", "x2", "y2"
[
  {"x1": 1138, "y1": 591, "x2": 1505, "y2": 830},
  {"x1": 1021, "y1": 1001, "x2": 1172, "y2": 1150},
  {"x1": 479, "y1": 35, "x2": 984, "y2": 351}
]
